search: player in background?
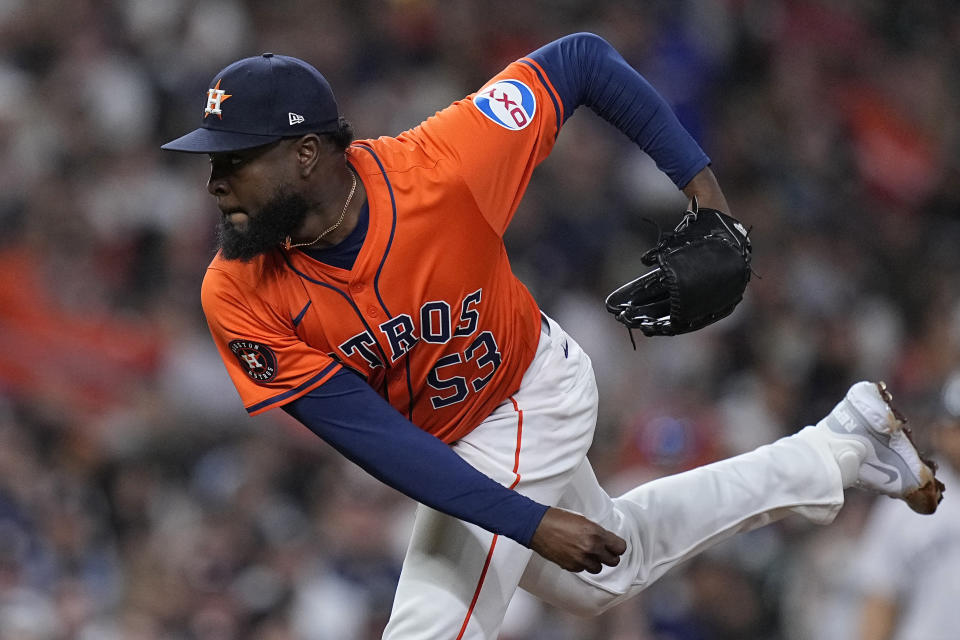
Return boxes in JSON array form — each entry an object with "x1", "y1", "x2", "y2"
[
  {"x1": 162, "y1": 33, "x2": 942, "y2": 639},
  {"x1": 853, "y1": 372, "x2": 960, "y2": 640}
]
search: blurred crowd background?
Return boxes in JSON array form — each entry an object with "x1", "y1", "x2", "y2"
[{"x1": 2, "y1": 1, "x2": 959, "y2": 639}]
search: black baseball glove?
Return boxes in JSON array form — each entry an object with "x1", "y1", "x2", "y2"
[{"x1": 605, "y1": 197, "x2": 752, "y2": 339}]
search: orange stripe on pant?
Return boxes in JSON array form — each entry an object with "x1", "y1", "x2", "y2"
[{"x1": 455, "y1": 396, "x2": 524, "y2": 640}]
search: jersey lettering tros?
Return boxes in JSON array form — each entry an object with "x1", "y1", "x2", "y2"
[{"x1": 202, "y1": 58, "x2": 565, "y2": 443}]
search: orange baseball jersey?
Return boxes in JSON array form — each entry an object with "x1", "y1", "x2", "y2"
[{"x1": 201, "y1": 57, "x2": 566, "y2": 443}]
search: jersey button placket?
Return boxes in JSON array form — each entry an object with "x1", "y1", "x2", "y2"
[{"x1": 366, "y1": 304, "x2": 379, "y2": 318}]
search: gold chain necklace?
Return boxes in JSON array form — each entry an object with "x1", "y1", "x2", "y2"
[{"x1": 284, "y1": 171, "x2": 358, "y2": 250}]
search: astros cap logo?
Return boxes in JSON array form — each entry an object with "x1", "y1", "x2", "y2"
[{"x1": 204, "y1": 79, "x2": 232, "y2": 119}]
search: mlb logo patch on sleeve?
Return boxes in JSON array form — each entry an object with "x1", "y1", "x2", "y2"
[{"x1": 473, "y1": 79, "x2": 536, "y2": 130}]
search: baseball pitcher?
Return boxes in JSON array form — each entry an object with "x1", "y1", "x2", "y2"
[{"x1": 162, "y1": 33, "x2": 942, "y2": 639}]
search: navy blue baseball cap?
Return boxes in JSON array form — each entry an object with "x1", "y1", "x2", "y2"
[{"x1": 161, "y1": 53, "x2": 340, "y2": 153}]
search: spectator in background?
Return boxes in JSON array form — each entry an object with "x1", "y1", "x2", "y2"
[{"x1": 853, "y1": 372, "x2": 960, "y2": 640}]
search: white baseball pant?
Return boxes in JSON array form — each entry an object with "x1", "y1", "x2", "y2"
[{"x1": 382, "y1": 314, "x2": 846, "y2": 639}]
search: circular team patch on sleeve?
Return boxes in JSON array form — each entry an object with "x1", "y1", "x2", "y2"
[
  {"x1": 473, "y1": 79, "x2": 536, "y2": 130},
  {"x1": 229, "y1": 340, "x2": 278, "y2": 382}
]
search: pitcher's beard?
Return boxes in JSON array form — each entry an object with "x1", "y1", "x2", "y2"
[{"x1": 217, "y1": 187, "x2": 310, "y2": 261}]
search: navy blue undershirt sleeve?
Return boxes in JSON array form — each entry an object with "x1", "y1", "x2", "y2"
[
  {"x1": 528, "y1": 32, "x2": 710, "y2": 188},
  {"x1": 283, "y1": 369, "x2": 549, "y2": 547}
]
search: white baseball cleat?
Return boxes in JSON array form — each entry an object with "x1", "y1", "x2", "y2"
[{"x1": 817, "y1": 381, "x2": 944, "y2": 514}]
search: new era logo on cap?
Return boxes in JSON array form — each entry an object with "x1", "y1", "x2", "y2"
[{"x1": 161, "y1": 52, "x2": 341, "y2": 153}]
